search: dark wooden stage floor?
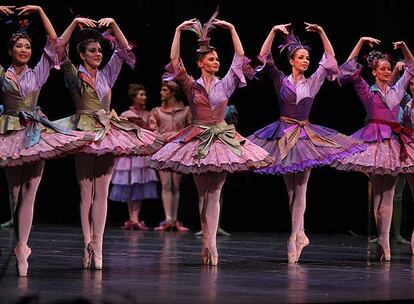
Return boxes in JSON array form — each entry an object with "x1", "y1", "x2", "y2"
[{"x1": 1, "y1": 226, "x2": 414, "y2": 303}]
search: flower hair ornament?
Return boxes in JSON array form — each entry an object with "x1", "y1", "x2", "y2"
[
  {"x1": 366, "y1": 50, "x2": 391, "y2": 69},
  {"x1": 184, "y1": 7, "x2": 219, "y2": 53},
  {"x1": 278, "y1": 31, "x2": 311, "y2": 59}
]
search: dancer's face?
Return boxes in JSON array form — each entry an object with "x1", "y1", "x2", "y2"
[
  {"x1": 80, "y1": 41, "x2": 103, "y2": 69},
  {"x1": 132, "y1": 90, "x2": 147, "y2": 108},
  {"x1": 160, "y1": 86, "x2": 174, "y2": 102},
  {"x1": 290, "y1": 48, "x2": 310, "y2": 74},
  {"x1": 9, "y1": 38, "x2": 32, "y2": 67},
  {"x1": 197, "y1": 50, "x2": 220, "y2": 74},
  {"x1": 372, "y1": 59, "x2": 391, "y2": 83},
  {"x1": 409, "y1": 79, "x2": 414, "y2": 96}
]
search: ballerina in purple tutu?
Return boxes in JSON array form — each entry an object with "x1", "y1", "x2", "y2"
[
  {"x1": 109, "y1": 84, "x2": 159, "y2": 231},
  {"x1": 0, "y1": 5, "x2": 92, "y2": 276},
  {"x1": 151, "y1": 10, "x2": 273, "y2": 265},
  {"x1": 332, "y1": 37, "x2": 414, "y2": 261},
  {"x1": 247, "y1": 23, "x2": 366, "y2": 263}
]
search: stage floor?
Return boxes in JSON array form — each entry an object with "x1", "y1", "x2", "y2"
[{"x1": 1, "y1": 226, "x2": 414, "y2": 303}]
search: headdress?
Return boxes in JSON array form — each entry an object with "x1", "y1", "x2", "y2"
[
  {"x1": 366, "y1": 50, "x2": 390, "y2": 69},
  {"x1": 278, "y1": 31, "x2": 310, "y2": 59},
  {"x1": 185, "y1": 7, "x2": 219, "y2": 53}
]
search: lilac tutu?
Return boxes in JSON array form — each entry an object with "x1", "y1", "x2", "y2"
[
  {"x1": 248, "y1": 121, "x2": 367, "y2": 174},
  {"x1": 110, "y1": 155, "x2": 159, "y2": 202}
]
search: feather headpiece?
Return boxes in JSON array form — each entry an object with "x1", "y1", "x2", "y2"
[{"x1": 185, "y1": 7, "x2": 219, "y2": 53}]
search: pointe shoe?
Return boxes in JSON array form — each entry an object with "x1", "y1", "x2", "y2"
[
  {"x1": 200, "y1": 247, "x2": 218, "y2": 266},
  {"x1": 14, "y1": 246, "x2": 31, "y2": 277},
  {"x1": 82, "y1": 243, "x2": 92, "y2": 269},
  {"x1": 121, "y1": 220, "x2": 136, "y2": 230},
  {"x1": 0, "y1": 219, "x2": 13, "y2": 228},
  {"x1": 377, "y1": 238, "x2": 391, "y2": 262},
  {"x1": 295, "y1": 233, "x2": 310, "y2": 263},
  {"x1": 217, "y1": 227, "x2": 231, "y2": 236},
  {"x1": 154, "y1": 220, "x2": 174, "y2": 231},
  {"x1": 173, "y1": 221, "x2": 189, "y2": 232},
  {"x1": 88, "y1": 243, "x2": 103, "y2": 270},
  {"x1": 134, "y1": 221, "x2": 149, "y2": 231},
  {"x1": 287, "y1": 236, "x2": 297, "y2": 264},
  {"x1": 394, "y1": 235, "x2": 410, "y2": 245}
]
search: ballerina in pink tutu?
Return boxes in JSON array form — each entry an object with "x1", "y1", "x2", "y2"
[
  {"x1": 57, "y1": 17, "x2": 163, "y2": 270},
  {"x1": 332, "y1": 37, "x2": 414, "y2": 261},
  {"x1": 247, "y1": 23, "x2": 366, "y2": 263},
  {"x1": 0, "y1": 5, "x2": 92, "y2": 276},
  {"x1": 150, "y1": 10, "x2": 273, "y2": 265},
  {"x1": 109, "y1": 84, "x2": 159, "y2": 231}
]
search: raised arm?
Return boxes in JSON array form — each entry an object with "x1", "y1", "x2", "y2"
[
  {"x1": 98, "y1": 18, "x2": 128, "y2": 49},
  {"x1": 389, "y1": 61, "x2": 405, "y2": 86},
  {"x1": 393, "y1": 41, "x2": 414, "y2": 65},
  {"x1": 59, "y1": 17, "x2": 96, "y2": 47},
  {"x1": 259, "y1": 24, "x2": 290, "y2": 58},
  {"x1": 304, "y1": 22, "x2": 334, "y2": 57},
  {"x1": 0, "y1": 5, "x2": 14, "y2": 16},
  {"x1": 346, "y1": 36, "x2": 381, "y2": 61},
  {"x1": 212, "y1": 19, "x2": 245, "y2": 56},
  {"x1": 17, "y1": 5, "x2": 57, "y2": 39},
  {"x1": 170, "y1": 19, "x2": 197, "y2": 66}
]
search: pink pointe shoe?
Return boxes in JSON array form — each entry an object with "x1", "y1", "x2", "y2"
[
  {"x1": 14, "y1": 245, "x2": 32, "y2": 276},
  {"x1": 295, "y1": 232, "x2": 310, "y2": 263},
  {"x1": 201, "y1": 246, "x2": 218, "y2": 266},
  {"x1": 287, "y1": 236, "x2": 297, "y2": 264},
  {"x1": 377, "y1": 238, "x2": 391, "y2": 262}
]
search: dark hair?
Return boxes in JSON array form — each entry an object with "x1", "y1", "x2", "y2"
[
  {"x1": 367, "y1": 50, "x2": 390, "y2": 69},
  {"x1": 196, "y1": 49, "x2": 217, "y2": 63},
  {"x1": 8, "y1": 32, "x2": 32, "y2": 50},
  {"x1": 128, "y1": 84, "x2": 146, "y2": 101}
]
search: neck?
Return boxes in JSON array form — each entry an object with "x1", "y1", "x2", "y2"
[
  {"x1": 291, "y1": 69, "x2": 303, "y2": 84},
  {"x1": 13, "y1": 64, "x2": 26, "y2": 76},
  {"x1": 201, "y1": 70, "x2": 215, "y2": 92},
  {"x1": 132, "y1": 104, "x2": 144, "y2": 111},
  {"x1": 375, "y1": 79, "x2": 388, "y2": 93},
  {"x1": 83, "y1": 63, "x2": 98, "y2": 79},
  {"x1": 165, "y1": 97, "x2": 180, "y2": 107}
]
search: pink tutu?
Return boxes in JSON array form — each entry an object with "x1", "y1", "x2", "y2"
[
  {"x1": 150, "y1": 136, "x2": 273, "y2": 174},
  {"x1": 0, "y1": 128, "x2": 91, "y2": 167},
  {"x1": 331, "y1": 138, "x2": 414, "y2": 176}
]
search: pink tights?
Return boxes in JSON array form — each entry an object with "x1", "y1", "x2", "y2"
[
  {"x1": 75, "y1": 154, "x2": 115, "y2": 259},
  {"x1": 193, "y1": 172, "x2": 227, "y2": 259}
]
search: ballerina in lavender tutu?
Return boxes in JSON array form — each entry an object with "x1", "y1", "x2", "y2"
[{"x1": 247, "y1": 23, "x2": 366, "y2": 263}]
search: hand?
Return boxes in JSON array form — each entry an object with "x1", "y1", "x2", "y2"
[
  {"x1": 177, "y1": 18, "x2": 198, "y2": 32},
  {"x1": 97, "y1": 18, "x2": 115, "y2": 28},
  {"x1": 393, "y1": 41, "x2": 406, "y2": 50},
  {"x1": 0, "y1": 5, "x2": 15, "y2": 16},
  {"x1": 395, "y1": 61, "x2": 405, "y2": 71},
  {"x1": 304, "y1": 22, "x2": 322, "y2": 33},
  {"x1": 212, "y1": 19, "x2": 234, "y2": 30},
  {"x1": 16, "y1": 5, "x2": 41, "y2": 16},
  {"x1": 272, "y1": 24, "x2": 290, "y2": 35},
  {"x1": 74, "y1": 17, "x2": 97, "y2": 28},
  {"x1": 359, "y1": 37, "x2": 381, "y2": 48}
]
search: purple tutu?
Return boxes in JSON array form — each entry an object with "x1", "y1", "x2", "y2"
[
  {"x1": 110, "y1": 155, "x2": 159, "y2": 202},
  {"x1": 248, "y1": 120, "x2": 367, "y2": 174}
]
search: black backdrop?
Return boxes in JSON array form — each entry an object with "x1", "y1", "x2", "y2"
[{"x1": 0, "y1": 0, "x2": 413, "y2": 235}]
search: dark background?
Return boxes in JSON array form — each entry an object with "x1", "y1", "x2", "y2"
[{"x1": 0, "y1": 0, "x2": 413, "y2": 235}]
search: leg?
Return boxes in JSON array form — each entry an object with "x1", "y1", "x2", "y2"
[
  {"x1": 404, "y1": 174, "x2": 414, "y2": 254},
  {"x1": 391, "y1": 175, "x2": 409, "y2": 244},
  {"x1": 156, "y1": 171, "x2": 174, "y2": 230},
  {"x1": 194, "y1": 173, "x2": 227, "y2": 265},
  {"x1": 6, "y1": 161, "x2": 45, "y2": 276},
  {"x1": 171, "y1": 173, "x2": 188, "y2": 231},
  {"x1": 75, "y1": 154, "x2": 95, "y2": 268},
  {"x1": 90, "y1": 154, "x2": 115, "y2": 270},
  {"x1": 371, "y1": 174, "x2": 397, "y2": 261},
  {"x1": 217, "y1": 191, "x2": 231, "y2": 236}
]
